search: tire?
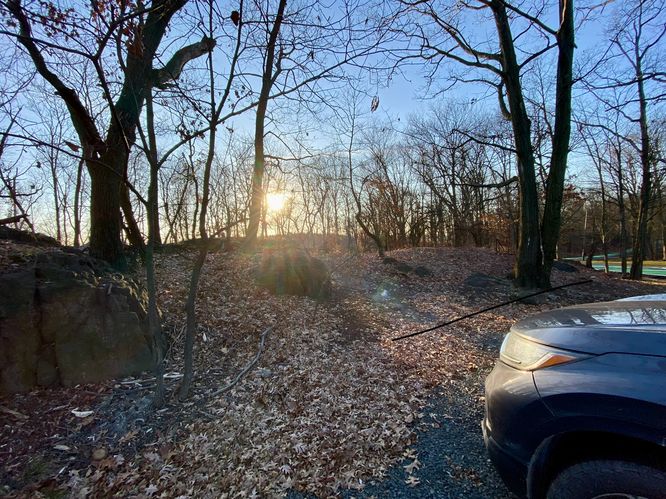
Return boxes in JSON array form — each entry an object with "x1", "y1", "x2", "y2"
[{"x1": 546, "y1": 459, "x2": 666, "y2": 499}]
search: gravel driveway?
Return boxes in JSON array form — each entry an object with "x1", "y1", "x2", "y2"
[
  {"x1": 289, "y1": 373, "x2": 513, "y2": 499},
  {"x1": 343, "y1": 382, "x2": 512, "y2": 498}
]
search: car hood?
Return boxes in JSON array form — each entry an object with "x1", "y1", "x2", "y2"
[{"x1": 511, "y1": 301, "x2": 666, "y2": 356}]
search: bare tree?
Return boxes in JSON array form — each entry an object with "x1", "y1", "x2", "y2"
[
  {"x1": 402, "y1": 0, "x2": 575, "y2": 288},
  {"x1": 3, "y1": 0, "x2": 215, "y2": 264},
  {"x1": 590, "y1": 0, "x2": 665, "y2": 279},
  {"x1": 242, "y1": 0, "x2": 398, "y2": 247}
]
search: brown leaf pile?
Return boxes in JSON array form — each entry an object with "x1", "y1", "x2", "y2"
[
  {"x1": 52, "y1": 250, "x2": 426, "y2": 498},
  {"x1": 3, "y1": 245, "x2": 663, "y2": 498}
]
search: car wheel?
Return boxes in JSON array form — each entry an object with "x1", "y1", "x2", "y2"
[{"x1": 546, "y1": 459, "x2": 666, "y2": 499}]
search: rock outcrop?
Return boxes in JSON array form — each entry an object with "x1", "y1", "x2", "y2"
[
  {"x1": 553, "y1": 260, "x2": 579, "y2": 273},
  {"x1": 0, "y1": 250, "x2": 155, "y2": 394},
  {"x1": 256, "y1": 250, "x2": 331, "y2": 300},
  {"x1": 382, "y1": 256, "x2": 433, "y2": 277}
]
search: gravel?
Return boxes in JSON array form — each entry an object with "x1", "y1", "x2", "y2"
[
  {"x1": 343, "y1": 381, "x2": 513, "y2": 498},
  {"x1": 287, "y1": 373, "x2": 513, "y2": 499}
]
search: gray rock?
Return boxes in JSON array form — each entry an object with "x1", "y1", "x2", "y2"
[
  {"x1": 0, "y1": 251, "x2": 155, "y2": 395},
  {"x1": 552, "y1": 260, "x2": 578, "y2": 273},
  {"x1": 257, "y1": 249, "x2": 331, "y2": 300},
  {"x1": 464, "y1": 272, "x2": 510, "y2": 289},
  {"x1": 0, "y1": 226, "x2": 60, "y2": 246},
  {"x1": 513, "y1": 289, "x2": 549, "y2": 305},
  {"x1": 394, "y1": 261, "x2": 413, "y2": 273},
  {"x1": 413, "y1": 265, "x2": 433, "y2": 277}
]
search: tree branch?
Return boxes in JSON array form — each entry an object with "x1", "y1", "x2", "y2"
[
  {"x1": 459, "y1": 176, "x2": 518, "y2": 189},
  {"x1": 152, "y1": 36, "x2": 217, "y2": 89},
  {"x1": 208, "y1": 326, "x2": 273, "y2": 398},
  {"x1": 6, "y1": 0, "x2": 102, "y2": 152}
]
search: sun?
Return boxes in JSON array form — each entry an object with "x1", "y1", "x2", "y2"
[{"x1": 266, "y1": 192, "x2": 288, "y2": 213}]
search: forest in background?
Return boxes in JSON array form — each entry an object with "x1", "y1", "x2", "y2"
[{"x1": 0, "y1": 0, "x2": 664, "y2": 283}]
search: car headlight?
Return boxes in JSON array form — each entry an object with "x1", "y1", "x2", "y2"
[{"x1": 499, "y1": 332, "x2": 589, "y2": 371}]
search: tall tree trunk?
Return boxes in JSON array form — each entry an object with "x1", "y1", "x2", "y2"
[
  {"x1": 619, "y1": 195, "x2": 628, "y2": 277},
  {"x1": 191, "y1": 165, "x2": 200, "y2": 241},
  {"x1": 613, "y1": 143, "x2": 629, "y2": 277},
  {"x1": 73, "y1": 157, "x2": 84, "y2": 247},
  {"x1": 49, "y1": 153, "x2": 62, "y2": 242},
  {"x1": 88, "y1": 153, "x2": 124, "y2": 266},
  {"x1": 144, "y1": 89, "x2": 166, "y2": 407},
  {"x1": 245, "y1": 0, "x2": 287, "y2": 247},
  {"x1": 600, "y1": 174, "x2": 610, "y2": 273},
  {"x1": 492, "y1": 0, "x2": 544, "y2": 288},
  {"x1": 179, "y1": 0, "x2": 243, "y2": 399},
  {"x1": 151, "y1": 198, "x2": 162, "y2": 246},
  {"x1": 121, "y1": 184, "x2": 146, "y2": 254},
  {"x1": 629, "y1": 50, "x2": 651, "y2": 280},
  {"x1": 541, "y1": 0, "x2": 575, "y2": 283}
]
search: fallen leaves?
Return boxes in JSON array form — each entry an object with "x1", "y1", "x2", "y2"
[
  {"x1": 2, "y1": 245, "x2": 664, "y2": 497},
  {"x1": 71, "y1": 409, "x2": 94, "y2": 418},
  {"x1": 405, "y1": 475, "x2": 421, "y2": 487},
  {"x1": 403, "y1": 458, "x2": 420, "y2": 474}
]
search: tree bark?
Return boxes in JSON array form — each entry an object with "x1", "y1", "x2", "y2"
[
  {"x1": 629, "y1": 46, "x2": 652, "y2": 280},
  {"x1": 491, "y1": 0, "x2": 544, "y2": 288},
  {"x1": 120, "y1": 184, "x2": 146, "y2": 254},
  {"x1": 143, "y1": 88, "x2": 166, "y2": 407},
  {"x1": 245, "y1": 0, "x2": 287, "y2": 247},
  {"x1": 88, "y1": 152, "x2": 124, "y2": 264},
  {"x1": 598, "y1": 166, "x2": 610, "y2": 273},
  {"x1": 73, "y1": 157, "x2": 84, "y2": 247},
  {"x1": 540, "y1": 0, "x2": 575, "y2": 283}
]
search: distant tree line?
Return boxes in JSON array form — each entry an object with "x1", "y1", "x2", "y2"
[{"x1": 0, "y1": 0, "x2": 664, "y2": 287}]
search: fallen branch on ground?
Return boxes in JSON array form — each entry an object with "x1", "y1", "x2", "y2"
[{"x1": 208, "y1": 326, "x2": 273, "y2": 398}]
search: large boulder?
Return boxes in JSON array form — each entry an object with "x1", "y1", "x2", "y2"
[
  {"x1": 256, "y1": 249, "x2": 331, "y2": 299},
  {"x1": 552, "y1": 260, "x2": 579, "y2": 273},
  {"x1": 0, "y1": 226, "x2": 60, "y2": 247},
  {"x1": 464, "y1": 272, "x2": 510, "y2": 290},
  {"x1": 0, "y1": 250, "x2": 155, "y2": 394}
]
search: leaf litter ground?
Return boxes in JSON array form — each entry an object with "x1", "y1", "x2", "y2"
[{"x1": 1, "y1": 246, "x2": 663, "y2": 498}]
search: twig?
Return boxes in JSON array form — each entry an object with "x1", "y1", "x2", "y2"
[
  {"x1": 46, "y1": 404, "x2": 71, "y2": 414},
  {"x1": 208, "y1": 326, "x2": 273, "y2": 398},
  {"x1": 0, "y1": 405, "x2": 28, "y2": 420}
]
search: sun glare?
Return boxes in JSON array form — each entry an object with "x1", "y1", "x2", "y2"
[{"x1": 266, "y1": 192, "x2": 288, "y2": 213}]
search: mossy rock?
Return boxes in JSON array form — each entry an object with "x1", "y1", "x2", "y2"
[{"x1": 257, "y1": 250, "x2": 331, "y2": 300}]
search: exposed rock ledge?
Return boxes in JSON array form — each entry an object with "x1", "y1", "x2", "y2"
[{"x1": 0, "y1": 249, "x2": 155, "y2": 395}]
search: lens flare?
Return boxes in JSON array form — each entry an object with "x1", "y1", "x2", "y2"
[{"x1": 266, "y1": 192, "x2": 288, "y2": 213}]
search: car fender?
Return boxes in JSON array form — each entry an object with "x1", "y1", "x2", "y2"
[{"x1": 525, "y1": 413, "x2": 666, "y2": 499}]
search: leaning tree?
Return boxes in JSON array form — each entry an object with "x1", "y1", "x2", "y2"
[{"x1": 2, "y1": 0, "x2": 215, "y2": 265}]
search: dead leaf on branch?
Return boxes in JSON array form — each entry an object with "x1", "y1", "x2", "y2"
[{"x1": 370, "y1": 95, "x2": 379, "y2": 112}]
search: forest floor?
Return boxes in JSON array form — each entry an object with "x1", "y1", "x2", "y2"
[{"x1": 2, "y1": 244, "x2": 665, "y2": 498}]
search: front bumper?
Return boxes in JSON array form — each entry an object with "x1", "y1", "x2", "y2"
[
  {"x1": 483, "y1": 361, "x2": 553, "y2": 498},
  {"x1": 483, "y1": 416, "x2": 528, "y2": 497}
]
